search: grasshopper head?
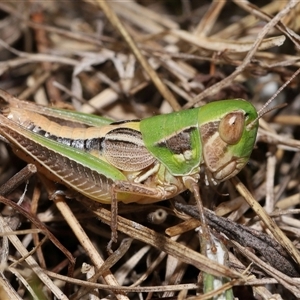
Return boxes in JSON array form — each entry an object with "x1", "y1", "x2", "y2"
[{"x1": 198, "y1": 99, "x2": 258, "y2": 183}]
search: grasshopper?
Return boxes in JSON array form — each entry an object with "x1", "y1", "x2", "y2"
[{"x1": 0, "y1": 89, "x2": 259, "y2": 246}]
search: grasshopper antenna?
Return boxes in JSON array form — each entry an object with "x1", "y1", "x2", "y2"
[{"x1": 247, "y1": 67, "x2": 300, "y2": 130}]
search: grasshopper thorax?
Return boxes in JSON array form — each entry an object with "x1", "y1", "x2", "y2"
[{"x1": 140, "y1": 99, "x2": 258, "y2": 184}]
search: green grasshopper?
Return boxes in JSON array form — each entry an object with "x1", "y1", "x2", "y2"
[
  {"x1": 0, "y1": 89, "x2": 258, "y2": 202},
  {"x1": 0, "y1": 89, "x2": 259, "y2": 246}
]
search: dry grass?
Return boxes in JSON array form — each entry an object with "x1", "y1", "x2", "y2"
[{"x1": 0, "y1": 1, "x2": 300, "y2": 299}]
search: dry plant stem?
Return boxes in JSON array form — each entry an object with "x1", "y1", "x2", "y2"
[
  {"x1": 232, "y1": 241, "x2": 300, "y2": 298},
  {"x1": 52, "y1": 81, "x2": 106, "y2": 115},
  {"x1": 0, "y1": 275, "x2": 22, "y2": 300},
  {"x1": 174, "y1": 202, "x2": 299, "y2": 277},
  {"x1": 274, "y1": 115, "x2": 300, "y2": 126},
  {"x1": 19, "y1": 65, "x2": 60, "y2": 100},
  {"x1": 194, "y1": 1, "x2": 226, "y2": 37},
  {"x1": 0, "y1": 228, "x2": 42, "y2": 237},
  {"x1": 234, "y1": 0, "x2": 300, "y2": 48},
  {"x1": 181, "y1": 0, "x2": 192, "y2": 19},
  {"x1": 107, "y1": 191, "x2": 119, "y2": 254},
  {"x1": 73, "y1": 238, "x2": 133, "y2": 300},
  {"x1": 0, "y1": 164, "x2": 37, "y2": 196},
  {"x1": 147, "y1": 249, "x2": 177, "y2": 291},
  {"x1": 52, "y1": 195, "x2": 129, "y2": 300},
  {"x1": 184, "y1": 0, "x2": 299, "y2": 108},
  {"x1": 0, "y1": 213, "x2": 9, "y2": 275},
  {"x1": 7, "y1": 267, "x2": 41, "y2": 300},
  {"x1": 230, "y1": 176, "x2": 300, "y2": 267},
  {"x1": 0, "y1": 216, "x2": 68, "y2": 300},
  {"x1": 0, "y1": 38, "x2": 78, "y2": 68},
  {"x1": 274, "y1": 152, "x2": 300, "y2": 203},
  {"x1": 109, "y1": 2, "x2": 178, "y2": 37},
  {"x1": 166, "y1": 218, "x2": 201, "y2": 237},
  {"x1": 211, "y1": 2, "x2": 280, "y2": 39},
  {"x1": 187, "y1": 280, "x2": 242, "y2": 300},
  {"x1": 45, "y1": 269, "x2": 199, "y2": 294},
  {"x1": 115, "y1": 245, "x2": 152, "y2": 286},
  {"x1": 31, "y1": 183, "x2": 48, "y2": 273},
  {"x1": 95, "y1": 0, "x2": 181, "y2": 111},
  {"x1": 31, "y1": 10, "x2": 63, "y2": 104},
  {"x1": 10, "y1": 236, "x2": 48, "y2": 268},
  {"x1": 85, "y1": 201, "x2": 244, "y2": 279},
  {"x1": 0, "y1": 195, "x2": 75, "y2": 268},
  {"x1": 265, "y1": 146, "x2": 276, "y2": 214},
  {"x1": 172, "y1": 31, "x2": 285, "y2": 53},
  {"x1": 162, "y1": 239, "x2": 191, "y2": 298},
  {"x1": 0, "y1": 2, "x2": 112, "y2": 45},
  {"x1": 258, "y1": 128, "x2": 300, "y2": 150}
]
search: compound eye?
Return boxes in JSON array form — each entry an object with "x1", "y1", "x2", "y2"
[{"x1": 219, "y1": 111, "x2": 244, "y2": 145}]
